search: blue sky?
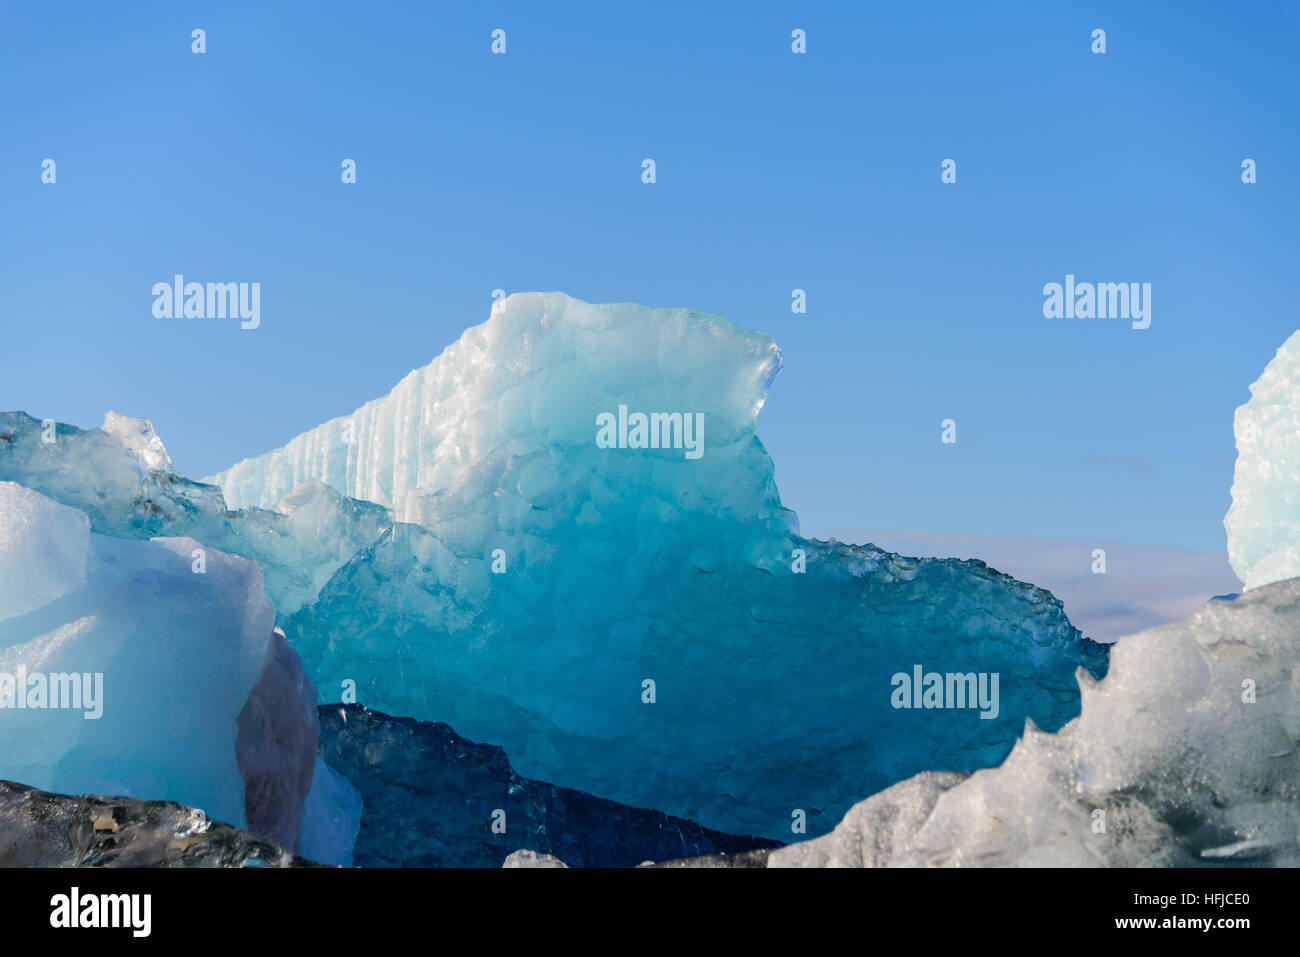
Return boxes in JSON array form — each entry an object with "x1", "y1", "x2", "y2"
[{"x1": 3, "y1": 1, "x2": 1297, "y2": 551}]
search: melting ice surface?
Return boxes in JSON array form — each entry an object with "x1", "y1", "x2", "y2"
[{"x1": 4, "y1": 294, "x2": 1105, "y2": 841}]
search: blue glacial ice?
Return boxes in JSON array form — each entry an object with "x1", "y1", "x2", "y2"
[
  {"x1": 1, "y1": 292, "x2": 1106, "y2": 842},
  {"x1": 193, "y1": 292, "x2": 1108, "y2": 839},
  {"x1": 0, "y1": 293, "x2": 1107, "y2": 842}
]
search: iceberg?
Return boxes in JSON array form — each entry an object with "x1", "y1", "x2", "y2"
[
  {"x1": 772, "y1": 584, "x2": 1300, "y2": 867},
  {"x1": 1226, "y1": 329, "x2": 1300, "y2": 589},
  {"x1": 2, "y1": 294, "x2": 1105, "y2": 842},
  {"x1": 200, "y1": 292, "x2": 1106, "y2": 839}
]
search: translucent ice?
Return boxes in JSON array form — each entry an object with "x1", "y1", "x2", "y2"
[
  {"x1": 0, "y1": 483, "x2": 317, "y2": 840},
  {"x1": 205, "y1": 293, "x2": 1106, "y2": 839},
  {"x1": 295, "y1": 756, "x2": 363, "y2": 867},
  {"x1": 776, "y1": 584, "x2": 1300, "y2": 867},
  {"x1": 0, "y1": 481, "x2": 89, "y2": 620},
  {"x1": 1226, "y1": 330, "x2": 1300, "y2": 589},
  {"x1": 206, "y1": 293, "x2": 791, "y2": 531}
]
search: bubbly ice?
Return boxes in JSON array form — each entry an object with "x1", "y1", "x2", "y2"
[{"x1": 1226, "y1": 330, "x2": 1300, "y2": 589}]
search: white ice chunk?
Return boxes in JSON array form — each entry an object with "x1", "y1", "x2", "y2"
[{"x1": 1226, "y1": 329, "x2": 1300, "y2": 589}]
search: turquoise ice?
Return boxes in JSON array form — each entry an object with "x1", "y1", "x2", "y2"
[
  {"x1": 207, "y1": 293, "x2": 1107, "y2": 839},
  {"x1": 3, "y1": 294, "x2": 1105, "y2": 840}
]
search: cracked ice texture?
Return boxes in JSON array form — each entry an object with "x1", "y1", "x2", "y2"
[
  {"x1": 0, "y1": 482, "x2": 313, "y2": 838},
  {"x1": 203, "y1": 293, "x2": 1106, "y2": 839},
  {"x1": 775, "y1": 584, "x2": 1300, "y2": 867},
  {"x1": 1226, "y1": 330, "x2": 1300, "y2": 590}
]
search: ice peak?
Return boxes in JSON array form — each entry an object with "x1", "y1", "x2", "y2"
[{"x1": 102, "y1": 410, "x2": 173, "y2": 475}]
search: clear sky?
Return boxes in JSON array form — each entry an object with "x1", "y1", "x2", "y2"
[{"x1": 3, "y1": 1, "x2": 1297, "y2": 551}]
